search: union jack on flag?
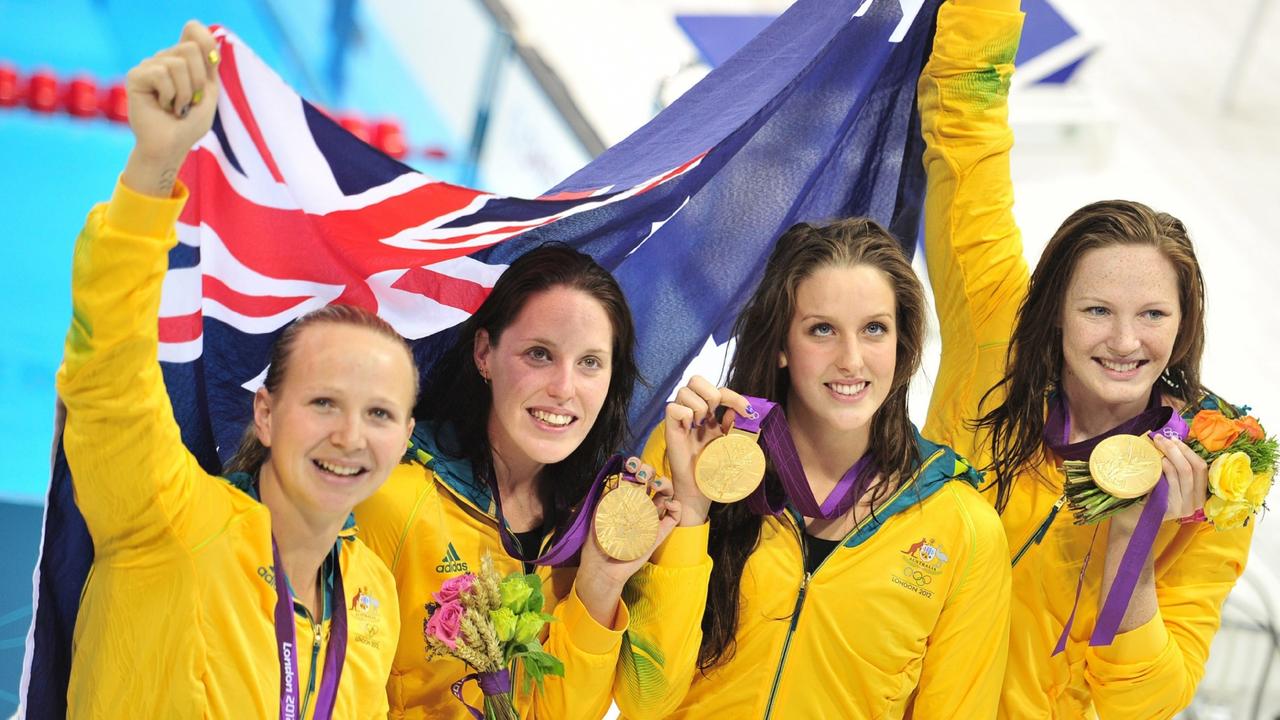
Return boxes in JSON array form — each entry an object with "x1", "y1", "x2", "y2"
[
  {"x1": 21, "y1": 0, "x2": 940, "y2": 715},
  {"x1": 164, "y1": 31, "x2": 706, "y2": 361}
]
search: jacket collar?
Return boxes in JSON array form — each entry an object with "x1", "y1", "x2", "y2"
[
  {"x1": 782, "y1": 426, "x2": 982, "y2": 549},
  {"x1": 405, "y1": 424, "x2": 498, "y2": 519},
  {"x1": 224, "y1": 471, "x2": 353, "y2": 620}
]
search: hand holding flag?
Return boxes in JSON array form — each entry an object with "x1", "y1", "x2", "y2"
[{"x1": 121, "y1": 21, "x2": 220, "y2": 198}]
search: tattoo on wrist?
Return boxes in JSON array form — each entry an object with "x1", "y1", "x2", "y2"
[{"x1": 157, "y1": 166, "x2": 178, "y2": 196}]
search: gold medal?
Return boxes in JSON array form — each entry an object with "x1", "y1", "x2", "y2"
[
  {"x1": 694, "y1": 429, "x2": 767, "y2": 503},
  {"x1": 593, "y1": 476, "x2": 659, "y2": 562},
  {"x1": 1088, "y1": 434, "x2": 1165, "y2": 499}
]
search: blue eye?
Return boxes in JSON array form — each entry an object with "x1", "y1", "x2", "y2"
[
  {"x1": 1084, "y1": 306, "x2": 1110, "y2": 317},
  {"x1": 865, "y1": 322, "x2": 888, "y2": 336},
  {"x1": 1142, "y1": 309, "x2": 1170, "y2": 321},
  {"x1": 809, "y1": 323, "x2": 834, "y2": 337}
]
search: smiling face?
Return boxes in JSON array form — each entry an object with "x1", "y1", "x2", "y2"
[
  {"x1": 780, "y1": 264, "x2": 898, "y2": 443},
  {"x1": 1059, "y1": 244, "x2": 1182, "y2": 414},
  {"x1": 475, "y1": 286, "x2": 614, "y2": 477},
  {"x1": 254, "y1": 323, "x2": 417, "y2": 522}
]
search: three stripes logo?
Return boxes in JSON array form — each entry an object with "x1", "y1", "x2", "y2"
[{"x1": 436, "y1": 543, "x2": 469, "y2": 574}]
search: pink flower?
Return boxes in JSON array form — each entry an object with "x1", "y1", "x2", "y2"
[
  {"x1": 433, "y1": 573, "x2": 476, "y2": 605},
  {"x1": 426, "y1": 600, "x2": 465, "y2": 649}
]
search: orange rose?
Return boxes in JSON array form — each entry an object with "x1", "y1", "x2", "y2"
[
  {"x1": 1236, "y1": 415, "x2": 1266, "y2": 442},
  {"x1": 1190, "y1": 410, "x2": 1243, "y2": 452}
]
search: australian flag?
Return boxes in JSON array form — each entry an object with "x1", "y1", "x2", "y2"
[{"x1": 19, "y1": 0, "x2": 939, "y2": 714}]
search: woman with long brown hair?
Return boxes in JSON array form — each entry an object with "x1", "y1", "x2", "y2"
[
  {"x1": 355, "y1": 244, "x2": 692, "y2": 719},
  {"x1": 920, "y1": 0, "x2": 1260, "y2": 717},
  {"x1": 612, "y1": 213, "x2": 1011, "y2": 718}
]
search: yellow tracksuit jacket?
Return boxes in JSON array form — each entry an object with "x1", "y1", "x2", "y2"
[
  {"x1": 356, "y1": 428, "x2": 711, "y2": 719},
  {"x1": 615, "y1": 424, "x2": 1011, "y2": 719},
  {"x1": 919, "y1": 2, "x2": 1255, "y2": 717},
  {"x1": 59, "y1": 181, "x2": 399, "y2": 718}
]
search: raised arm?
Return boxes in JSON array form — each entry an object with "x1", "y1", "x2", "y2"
[
  {"x1": 58, "y1": 22, "x2": 223, "y2": 555},
  {"x1": 918, "y1": 0, "x2": 1028, "y2": 461}
]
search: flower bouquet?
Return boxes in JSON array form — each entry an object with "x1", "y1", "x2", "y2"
[
  {"x1": 1063, "y1": 399, "x2": 1276, "y2": 529},
  {"x1": 424, "y1": 552, "x2": 564, "y2": 720}
]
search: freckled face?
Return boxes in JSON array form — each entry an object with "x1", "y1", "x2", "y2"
[{"x1": 1059, "y1": 245, "x2": 1181, "y2": 410}]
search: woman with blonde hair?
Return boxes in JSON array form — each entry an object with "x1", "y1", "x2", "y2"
[{"x1": 59, "y1": 21, "x2": 413, "y2": 717}]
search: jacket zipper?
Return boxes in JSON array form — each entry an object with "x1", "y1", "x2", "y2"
[
  {"x1": 299, "y1": 614, "x2": 321, "y2": 718},
  {"x1": 762, "y1": 566, "x2": 809, "y2": 720},
  {"x1": 1011, "y1": 496, "x2": 1066, "y2": 567},
  {"x1": 760, "y1": 453, "x2": 937, "y2": 718},
  {"x1": 761, "y1": 514, "x2": 844, "y2": 719}
]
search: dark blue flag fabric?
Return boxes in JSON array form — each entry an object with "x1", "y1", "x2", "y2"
[{"x1": 19, "y1": 0, "x2": 939, "y2": 714}]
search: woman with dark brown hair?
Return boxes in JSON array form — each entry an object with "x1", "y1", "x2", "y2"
[
  {"x1": 355, "y1": 243, "x2": 691, "y2": 719},
  {"x1": 920, "y1": 0, "x2": 1260, "y2": 717},
  {"x1": 612, "y1": 213, "x2": 1011, "y2": 718}
]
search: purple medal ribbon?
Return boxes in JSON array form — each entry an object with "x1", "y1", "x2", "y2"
[
  {"x1": 490, "y1": 455, "x2": 623, "y2": 567},
  {"x1": 1042, "y1": 388, "x2": 1172, "y2": 460},
  {"x1": 271, "y1": 539, "x2": 347, "y2": 719},
  {"x1": 450, "y1": 668, "x2": 513, "y2": 719},
  {"x1": 738, "y1": 396, "x2": 878, "y2": 519},
  {"x1": 1043, "y1": 390, "x2": 1189, "y2": 653}
]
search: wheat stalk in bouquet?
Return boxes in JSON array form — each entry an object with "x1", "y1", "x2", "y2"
[{"x1": 424, "y1": 552, "x2": 564, "y2": 719}]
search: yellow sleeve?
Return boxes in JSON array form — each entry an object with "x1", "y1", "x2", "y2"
[
  {"x1": 613, "y1": 423, "x2": 713, "y2": 719},
  {"x1": 532, "y1": 582, "x2": 630, "y2": 719},
  {"x1": 918, "y1": 0, "x2": 1028, "y2": 463},
  {"x1": 1083, "y1": 523, "x2": 1253, "y2": 718},
  {"x1": 57, "y1": 180, "x2": 221, "y2": 555},
  {"x1": 908, "y1": 484, "x2": 1011, "y2": 717}
]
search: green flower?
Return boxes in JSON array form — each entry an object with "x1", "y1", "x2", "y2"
[
  {"x1": 490, "y1": 607, "x2": 517, "y2": 642},
  {"x1": 514, "y1": 612, "x2": 546, "y2": 644},
  {"x1": 499, "y1": 576, "x2": 533, "y2": 612}
]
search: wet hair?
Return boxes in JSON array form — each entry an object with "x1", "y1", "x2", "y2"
[
  {"x1": 223, "y1": 303, "x2": 418, "y2": 476},
  {"x1": 700, "y1": 218, "x2": 927, "y2": 670},
  {"x1": 975, "y1": 199, "x2": 1206, "y2": 511},
  {"x1": 416, "y1": 243, "x2": 639, "y2": 537}
]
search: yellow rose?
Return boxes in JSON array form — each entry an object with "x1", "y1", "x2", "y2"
[
  {"x1": 1246, "y1": 469, "x2": 1274, "y2": 508},
  {"x1": 1207, "y1": 452, "x2": 1254, "y2": 502},
  {"x1": 1203, "y1": 495, "x2": 1253, "y2": 531}
]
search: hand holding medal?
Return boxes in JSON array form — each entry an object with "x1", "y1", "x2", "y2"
[
  {"x1": 574, "y1": 456, "x2": 681, "y2": 627},
  {"x1": 592, "y1": 457, "x2": 672, "y2": 562},
  {"x1": 663, "y1": 376, "x2": 758, "y2": 524},
  {"x1": 1060, "y1": 400, "x2": 1275, "y2": 529}
]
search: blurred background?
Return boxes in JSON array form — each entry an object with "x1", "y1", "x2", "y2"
[{"x1": 1, "y1": 0, "x2": 1277, "y2": 716}]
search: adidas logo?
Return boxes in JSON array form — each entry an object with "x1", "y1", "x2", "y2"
[{"x1": 436, "y1": 542, "x2": 469, "y2": 574}]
